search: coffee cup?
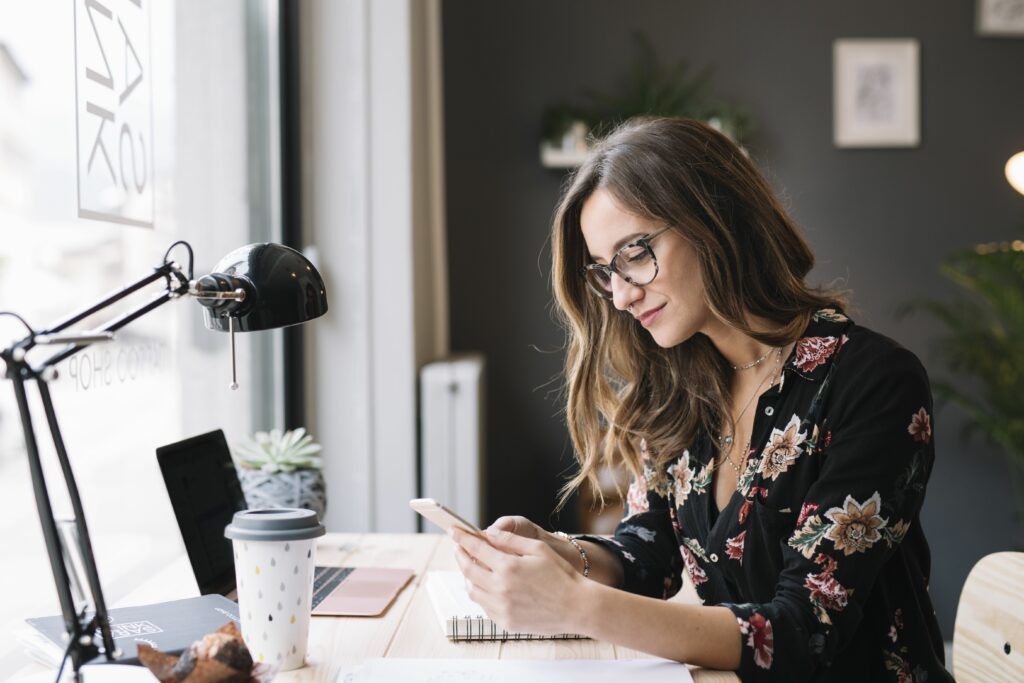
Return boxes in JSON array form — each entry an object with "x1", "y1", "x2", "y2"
[{"x1": 224, "y1": 508, "x2": 325, "y2": 671}]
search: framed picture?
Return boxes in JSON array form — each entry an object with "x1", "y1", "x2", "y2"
[
  {"x1": 833, "y1": 39, "x2": 920, "y2": 148},
  {"x1": 977, "y1": 0, "x2": 1024, "y2": 36}
]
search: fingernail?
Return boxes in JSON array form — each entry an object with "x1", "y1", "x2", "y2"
[
  {"x1": 448, "y1": 527, "x2": 457, "y2": 538},
  {"x1": 485, "y1": 526, "x2": 499, "y2": 536}
]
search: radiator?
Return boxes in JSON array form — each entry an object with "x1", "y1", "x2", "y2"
[{"x1": 419, "y1": 354, "x2": 486, "y2": 527}]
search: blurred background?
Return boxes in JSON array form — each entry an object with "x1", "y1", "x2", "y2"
[{"x1": 0, "y1": 1, "x2": 1022, "y2": 672}]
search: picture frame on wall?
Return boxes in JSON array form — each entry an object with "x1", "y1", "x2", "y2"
[
  {"x1": 976, "y1": 0, "x2": 1024, "y2": 36},
  {"x1": 833, "y1": 39, "x2": 920, "y2": 149}
]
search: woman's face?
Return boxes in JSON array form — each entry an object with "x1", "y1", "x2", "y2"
[{"x1": 579, "y1": 188, "x2": 711, "y2": 348}]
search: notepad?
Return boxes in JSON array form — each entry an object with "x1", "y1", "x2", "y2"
[
  {"x1": 341, "y1": 658, "x2": 695, "y2": 683},
  {"x1": 424, "y1": 570, "x2": 587, "y2": 641}
]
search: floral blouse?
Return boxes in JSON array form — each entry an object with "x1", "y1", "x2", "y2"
[{"x1": 580, "y1": 309, "x2": 953, "y2": 683}]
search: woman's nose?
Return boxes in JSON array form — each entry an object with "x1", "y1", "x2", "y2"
[{"x1": 611, "y1": 273, "x2": 643, "y2": 313}]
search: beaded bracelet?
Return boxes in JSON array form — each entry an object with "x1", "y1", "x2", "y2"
[{"x1": 554, "y1": 531, "x2": 590, "y2": 578}]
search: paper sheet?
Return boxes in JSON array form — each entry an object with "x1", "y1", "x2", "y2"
[
  {"x1": 15, "y1": 664, "x2": 158, "y2": 683},
  {"x1": 339, "y1": 658, "x2": 695, "y2": 683},
  {"x1": 81, "y1": 665, "x2": 158, "y2": 682}
]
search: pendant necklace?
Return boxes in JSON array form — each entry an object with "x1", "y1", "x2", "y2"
[{"x1": 716, "y1": 346, "x2": 785, "y2": 476}]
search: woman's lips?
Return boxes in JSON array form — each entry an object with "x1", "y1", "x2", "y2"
[{"x1": 637, "y1": 304, "x2": 665, "y2": 327}]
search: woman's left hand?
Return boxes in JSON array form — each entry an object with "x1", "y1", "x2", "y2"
[{"x1": 450, "y1": 526, "x2": 587, "y2": 636}]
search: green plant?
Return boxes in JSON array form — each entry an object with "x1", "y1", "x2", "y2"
[
  {"x1": 542, "y1": 33, "x2": 754, "y2": 145},
  {"x1": 904, "y1": 241, "x2": 1024, "y2": 522},
  {"x1": 233, "y1": 427, "x2": 323, "y2": 473}
]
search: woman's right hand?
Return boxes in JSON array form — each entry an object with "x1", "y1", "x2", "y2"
[
  {"x1": 486, "y1": 516, "x2": 586, "y2": 574},
  {"x1": 486, "y1": 515, "x2": 546, "y2": 540}
]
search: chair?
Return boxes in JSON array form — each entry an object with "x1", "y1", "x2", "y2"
[{"x1": 952, "y1": 551, "x2": 1024, "y2": 682}]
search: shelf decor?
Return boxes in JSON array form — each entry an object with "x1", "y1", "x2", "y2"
[{"x1": 540, "y1": 34, "x2": 753, "y2": 169}]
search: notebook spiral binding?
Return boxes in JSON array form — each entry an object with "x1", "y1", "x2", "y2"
[{"x1": 446, "y1": 615, "x2": 585, "y2": 642}]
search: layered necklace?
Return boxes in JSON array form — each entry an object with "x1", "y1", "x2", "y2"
[
  {"x1": 731, "y1": 346, "x2": 774, "y2": 371},
  {"x1": 715, "y1": 345, "x2": 786, "y2": 477}
]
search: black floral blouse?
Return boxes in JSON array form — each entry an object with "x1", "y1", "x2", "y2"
[{"x1": 580, "y1": 309, "x2": 953, "y2": 683}]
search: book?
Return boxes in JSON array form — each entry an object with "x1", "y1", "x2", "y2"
[
  {"x1": 423, "y1": 570, "x2": 587, "y2": 642},
  {"x1": 23, "y1": 594, "x2": 240, "y2": 665}
]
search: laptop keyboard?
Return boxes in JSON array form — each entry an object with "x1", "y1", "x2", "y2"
[{"x1": 311, "y1": 566, "x2": 355, "y2": 609}]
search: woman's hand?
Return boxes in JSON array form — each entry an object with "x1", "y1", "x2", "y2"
[
  {"x1": 486, "y1": 516, "x2": 589, "y2": 575},
  {"x1": 450, "y1": 526, "x2": 588, "y2": 636}
]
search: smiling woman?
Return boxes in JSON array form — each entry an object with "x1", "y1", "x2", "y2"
[{"x1": 449, "y1": 117, "x2": 954, "y2": 682}]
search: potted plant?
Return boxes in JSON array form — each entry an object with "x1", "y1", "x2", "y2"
[
  {"x1": 232, "y1": 427, "x2": 327, "y2": 520},
  {"x1": 541, "y1": 32, "x2": 754, "y2": 168},
  {"x1": 905, "y1": 241, "x2": 1024, "y2": 529}
]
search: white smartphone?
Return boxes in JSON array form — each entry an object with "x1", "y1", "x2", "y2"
[{"x1": 409, "y1": 498, "x2": 484, "y2": 537}]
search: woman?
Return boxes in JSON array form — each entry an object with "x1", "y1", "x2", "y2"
[{"x1": 450, "y1": 117, "x2": 952, "y2": 682}]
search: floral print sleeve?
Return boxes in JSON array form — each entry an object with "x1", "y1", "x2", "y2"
[
  {"x1": 576, "y1": 444, "x2": 683, "y2": 599},
  {"x1": 724, "y1": 342, "x2": 936, "y2": 682}
]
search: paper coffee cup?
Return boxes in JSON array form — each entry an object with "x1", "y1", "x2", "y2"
[{"x1": 225, "y1": 508, "x2": 325, "y2": 671}]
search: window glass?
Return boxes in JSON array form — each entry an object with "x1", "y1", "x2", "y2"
[{"x1": 0, "y1": 0, "x2": 280, "y2": 667}]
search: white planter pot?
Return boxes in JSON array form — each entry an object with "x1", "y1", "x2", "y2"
[{"x1": 237, "y1": 468, "x2": 327, "y2": 521}]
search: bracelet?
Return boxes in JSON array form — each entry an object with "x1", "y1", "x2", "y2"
[{"x1": 554, "y1": 531, "x2": 590, "y2": 578}]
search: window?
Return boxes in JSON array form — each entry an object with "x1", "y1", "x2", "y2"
[{"x1": 0, "y1": 0, "x2": 282, "y2": 670}]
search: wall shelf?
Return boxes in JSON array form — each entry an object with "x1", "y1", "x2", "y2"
[{"x1": 540, "y1": 143, "x2": 589, "y2": 169}]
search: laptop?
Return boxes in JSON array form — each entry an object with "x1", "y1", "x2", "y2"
[{"x1": 156, "y1": 430, "x2": 413, "y2": 616}]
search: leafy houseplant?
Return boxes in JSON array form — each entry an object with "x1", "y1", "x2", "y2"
[
  {"x1": 232, "y1": 428, "x2": 327, "y2": 520},
  {"x1": 906, "y1": 242, "x2": 1024, "y2": 526},
  {"x1": 542, "y1": 33, "x2": 754, "y2": 150}
]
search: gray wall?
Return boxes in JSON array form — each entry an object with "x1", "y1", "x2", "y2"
[{"x1": 442, "y1": 0, "x2": 1024, "y2": 637}]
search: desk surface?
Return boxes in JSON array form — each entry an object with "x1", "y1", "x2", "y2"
[{"x1": 12, "y1": 533, "x2": 737, "y2": 682}]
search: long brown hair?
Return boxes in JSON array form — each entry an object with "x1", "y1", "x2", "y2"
[{"x1": 550, "y1": 116, "x2": 845, "y2": 510}]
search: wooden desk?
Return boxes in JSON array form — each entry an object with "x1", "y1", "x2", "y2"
[{"x1": 11, "y1": 533, "x2": 737, "y2": 682}]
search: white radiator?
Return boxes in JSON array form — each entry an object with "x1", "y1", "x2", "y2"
[{"x1": 419, "y1": 354, "x2": 486, "y2": 527}]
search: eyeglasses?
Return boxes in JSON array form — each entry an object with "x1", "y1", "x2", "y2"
[{"x1": 579, "y1": 227, "x2": 671, "y2": 300}]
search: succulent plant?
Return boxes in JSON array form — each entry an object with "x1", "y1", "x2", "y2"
[{"x1": 232, "y1": 428, "x2": 323, "y2": 473}]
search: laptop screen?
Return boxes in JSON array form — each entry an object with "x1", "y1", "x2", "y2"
[{"x1": 156, "y1": 429, "x2": 246, "y2": 596}]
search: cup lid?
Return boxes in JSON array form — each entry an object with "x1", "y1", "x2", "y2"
[{"x1": 224, "y1": 508, "x2": 326, "y2": 542}]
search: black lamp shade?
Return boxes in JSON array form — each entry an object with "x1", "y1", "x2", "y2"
[{"x1": 197, "y1": 243, "x2": 328, "y2": 332}]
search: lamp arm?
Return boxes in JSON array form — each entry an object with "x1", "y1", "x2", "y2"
[
  {"x1": 37, "y1": 262, "x2": 188, "y2": 340},
  {"x1": 0, "y1": 245, "x2": 194, "y2": 679},
  {"x1": 7, "y1": 372, "x2": 98, "y2": 670},
  {"x1": 41, "y1": 287, "x2": 182, "y2": 371},
  {"x1": 38, "y1": 379, "x2": 117, "y2": 663}
]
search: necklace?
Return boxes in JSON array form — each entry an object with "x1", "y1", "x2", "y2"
[
  {"x1": 732, "y1": 346, "x2": 774, "y2": 371},
  {"x1": 715, "y1": 346, "x2": 785, "y2": 475}
]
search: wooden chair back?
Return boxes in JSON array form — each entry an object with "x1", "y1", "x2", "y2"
[{"x1": 953, "y1": 551, "x2": 1024, "y2": 682}]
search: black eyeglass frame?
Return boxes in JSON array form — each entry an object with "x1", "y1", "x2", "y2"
[{"x1": 579, "y1": 226, "x2": 672, "y2": 299}]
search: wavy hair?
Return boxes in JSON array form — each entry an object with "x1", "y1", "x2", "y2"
[{"x1": 550, "y1": 117, "x2": 846, "y2": 510}]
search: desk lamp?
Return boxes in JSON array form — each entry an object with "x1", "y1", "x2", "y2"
[{"x1": 0, "y1": 240, "x2": 327, "y2": 680}]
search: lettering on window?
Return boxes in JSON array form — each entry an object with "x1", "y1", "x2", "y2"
[{"x1": 75, "y1": 0, "x2": 153, "y2": 227}]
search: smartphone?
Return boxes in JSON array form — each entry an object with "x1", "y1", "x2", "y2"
[{"x1": 409, "y1": 498, "x2": 484, "y2": 537}]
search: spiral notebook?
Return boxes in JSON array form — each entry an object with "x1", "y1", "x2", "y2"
[{"x1": 424, "y1": 571, "x2": 587, "y2": 641}]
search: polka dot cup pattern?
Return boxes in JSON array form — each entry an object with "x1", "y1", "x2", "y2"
[{"x1": 224, "y1": 508, "x2": 325, "y2": 672}]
